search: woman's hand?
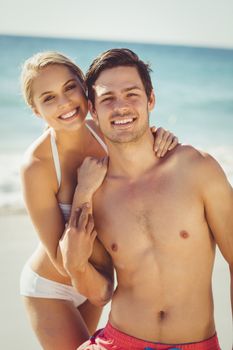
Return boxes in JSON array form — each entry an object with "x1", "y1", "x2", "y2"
[
  {"x1": 151, "y1": 126, "x2": 179, "y2": 157},
  {"x1": 60, "y1": 203, "x2": 97, "y2": 274},
  {"x1": 77, "y1": 156, "x2": 108, "y2": 197}
]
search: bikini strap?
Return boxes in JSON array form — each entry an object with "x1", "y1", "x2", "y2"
[
  {"x1": 50, "y1": 124, "x2": 106, "y2": 188},
  {"x1": 50, "y1": 128, "x2": 61, "y2": 188},
  {"x1": 86, "y1": 123, "x2": 108, "y2": 154}
]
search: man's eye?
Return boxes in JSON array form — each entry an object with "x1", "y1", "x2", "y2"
[
  {"x1": 102, "y1": 97, "x2": 113, "y2": 103},
  {"x1": 44, "y1": 95, "x2": 54, "y2": 103},
  {"x1": 127, "y1": 93, "x2": 137, "y2": 97}
]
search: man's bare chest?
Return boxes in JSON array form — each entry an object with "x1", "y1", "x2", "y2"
[{"x1": 93, "y1": 173, "x2": 202, "y2": 264}]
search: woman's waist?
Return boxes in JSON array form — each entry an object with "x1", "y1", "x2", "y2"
[{"x1": 26, "y1": 244, "x2": 72, "y2": 285}]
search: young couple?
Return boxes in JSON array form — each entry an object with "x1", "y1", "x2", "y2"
[{"x1": 20, "y1": 48, "x2": 232, "y2": 350}]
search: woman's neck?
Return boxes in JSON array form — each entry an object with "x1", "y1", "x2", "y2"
[{"x1": 52, "y1": 122, "x2": 91, "y2": 152}]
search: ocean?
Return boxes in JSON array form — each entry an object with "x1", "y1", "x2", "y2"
[{"x1": 0, "y1": 35, "x2": 233, "y2": 213}]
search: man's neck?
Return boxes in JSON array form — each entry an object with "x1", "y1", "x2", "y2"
[{"x1": 106, "y1": 129, "x2": 158, "y2": 179}]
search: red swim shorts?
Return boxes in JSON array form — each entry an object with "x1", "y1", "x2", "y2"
[{"x1": 77, "y1": 322, "x2": 221, "y2": 350}]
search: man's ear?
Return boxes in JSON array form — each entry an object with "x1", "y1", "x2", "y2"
[
  {"x1": 88, "y1": 100, "x2": 98, "y2": 124},
  {"x1": 148, "y1": 90, "x2": 156, "y2": 112}
]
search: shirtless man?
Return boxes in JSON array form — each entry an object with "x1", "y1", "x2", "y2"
[{"x1": 61, "y1": 49, "x2": 233, "y2": 349}]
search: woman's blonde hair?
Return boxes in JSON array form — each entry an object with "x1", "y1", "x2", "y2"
[{"x1": 21, "y1": 51, "x2": 85, "y2": 108}]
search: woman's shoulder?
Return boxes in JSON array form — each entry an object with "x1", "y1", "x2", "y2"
[
  {"x1": 21, "y1": 129, "x2": 53, "y2": 177},
  {"x1": 85, "y1": 118, "x2": 103, "y2": 139}
]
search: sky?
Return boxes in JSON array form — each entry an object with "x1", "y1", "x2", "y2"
[{"x1": 0, "y1": 0, "x2": 233, "y2": 49}]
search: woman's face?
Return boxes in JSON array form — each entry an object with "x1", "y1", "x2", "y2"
[{"x1": 32, "y1": 64, "x2": 88, "y2": 131}]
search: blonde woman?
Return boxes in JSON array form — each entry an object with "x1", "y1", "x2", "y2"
[{"x1": 19, "y1": 51, "x2": 179, "y2": 350}]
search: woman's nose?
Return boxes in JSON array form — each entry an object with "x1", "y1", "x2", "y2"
[{"x1": 58, "y1": 94, "x2": 70, "y2": 107}]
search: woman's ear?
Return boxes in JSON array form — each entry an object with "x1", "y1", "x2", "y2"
[{"x1": 32, "y1": 107, "x2": 42, "y2": 118}]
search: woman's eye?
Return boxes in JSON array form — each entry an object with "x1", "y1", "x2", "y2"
[
  {"x1": 44, "y1": 95, "x2": 54, "y2": 103},
  {"x1": 66, "y1": 84, "x2": 77, "y2": 91}
]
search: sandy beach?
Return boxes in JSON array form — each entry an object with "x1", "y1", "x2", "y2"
[{"x1": 0, "y1": 214, "x2": 231, "y2": 349}]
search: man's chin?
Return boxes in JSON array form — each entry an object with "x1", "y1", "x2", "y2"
[
  {"x1": 105, "y1": 127, "x2": 149, "y2": 144},
  {"x1": 105, "y1": 134, "x2": 141, "y2": 144}
]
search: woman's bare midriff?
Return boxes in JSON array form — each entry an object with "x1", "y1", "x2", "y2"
[{"x1": 29, "y1": 245, "x2": 72, "y2": 285}]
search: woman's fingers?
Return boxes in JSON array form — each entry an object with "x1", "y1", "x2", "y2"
[
  {"x1": 160, "y1": 133, "x2": 174, "y2": 157},
  {"x1": 153, "y1": 127, "x2": 164, "y2": 152},
  {"x1": 90, "y1": 229, "x2": 97, "y2": 242},
  {"x1": 69, "y1": 203, "x2": 97, "y2": 237},
  {"x1": 156, "y1": 130, "x2": 170, "y2": 157},
  {"x1": 69, "y1": 207, "x2": 81, "y2": 227},
  {"x1": 86, "y1": 213, "x2": 95, "y2": 234},
  {"x1": 168, "y1": 136, "x2": 179, "y2": 150},
  {"x1": 152, "y1": 127, "x2": 179, "y2": 157},
  {"x1": 77, "y1": 204, "x2": 90, "y2": 231}
]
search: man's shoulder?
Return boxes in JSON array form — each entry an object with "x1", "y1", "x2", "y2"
[
  {"x1": 172, "y1": 144, "x2": 225, "y2": 180},
  {"x1": 173, "y1": 144, "x2": 212, "y2": 163}
]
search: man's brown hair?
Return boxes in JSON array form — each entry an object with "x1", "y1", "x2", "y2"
[{"x1": 85, "y1": 48, "x2": 153, "y2": 106}]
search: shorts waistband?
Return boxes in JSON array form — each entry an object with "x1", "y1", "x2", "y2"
[{"x1": 102, "y1": 322, "x2": 220, "y2": 349}]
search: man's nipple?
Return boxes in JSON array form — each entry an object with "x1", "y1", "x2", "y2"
[
  {"x1": 180, "y1": 230, "x2": 189, "y2": 239},
  {"x1": 111, "y1": 243, "x2": 118, "y2": 252}
]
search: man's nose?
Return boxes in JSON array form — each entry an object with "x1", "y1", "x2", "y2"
[
  {"x1": 112, "y1": 99, "x2": 130, "y2": 115},
  {"x1": 113, "y1": 97, "x2": 129, "y2": 110}
]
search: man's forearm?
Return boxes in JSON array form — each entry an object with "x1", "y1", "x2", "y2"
[
  {"x1": 68, "y1": 262, "x2": 114, "y2": 307},
  {"x1": 54, "y1": 187, "x2": 94, "y2": 276},
  {"x1": 64, "y1": 184, "x2": 113, "y2": 306}
]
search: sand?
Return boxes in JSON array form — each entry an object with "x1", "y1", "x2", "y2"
[{"x1": 0, "y1": 214, "x2": 231, "y2": 349}]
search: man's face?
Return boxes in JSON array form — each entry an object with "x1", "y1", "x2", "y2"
[{"x1": 90, "y1": 66, "x2": 155, "y2": 144}]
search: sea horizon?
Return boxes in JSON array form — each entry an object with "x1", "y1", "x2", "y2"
[{"x1": 2, "y1": 33, "x2": 233, "y2": 51}]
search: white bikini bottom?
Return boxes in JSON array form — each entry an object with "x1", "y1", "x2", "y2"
[{"x1": 20, "y1": 262, "x2": 86, "y2": 308}]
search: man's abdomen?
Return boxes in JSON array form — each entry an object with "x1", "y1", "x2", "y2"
[{"x1": 110, "y1": 262, "x2": 216, "y2": 344}]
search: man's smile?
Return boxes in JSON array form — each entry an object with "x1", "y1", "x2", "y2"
[{"x1": 110, "y1": 117, "x2": 137, "y2": 129}]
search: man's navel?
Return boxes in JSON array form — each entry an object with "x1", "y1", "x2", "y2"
[{"x1": 158, "y1": 310, "x2": 167, "y2": 321}]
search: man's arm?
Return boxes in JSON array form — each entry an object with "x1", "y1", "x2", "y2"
[
  {"x1": 199, "y1": 153, "x2": 233, "y2": 331},
  {"x1": 60, "y1": 157, "x2": 113, "y2": 306}
]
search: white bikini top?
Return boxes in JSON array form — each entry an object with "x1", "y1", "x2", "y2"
[{"x1": 50, "y1": 123, "x2": 107, "y2": 221}]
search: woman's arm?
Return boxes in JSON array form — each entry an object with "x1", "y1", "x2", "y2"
[
  {"x1": 21, "y1": 156, "x2": 68, "y2": 276},
  {"x1": 69, "y1": 156, "x2": 108, "y2": 218}
]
